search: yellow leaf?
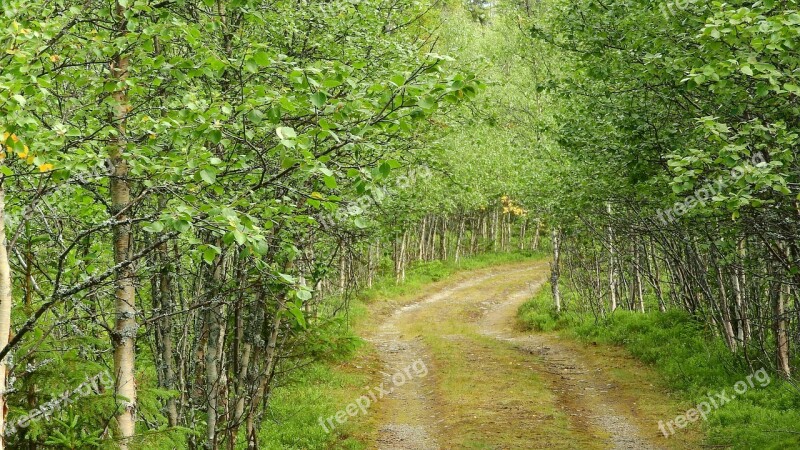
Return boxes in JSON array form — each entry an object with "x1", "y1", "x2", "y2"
[{"x1": 38, "y1": 163, "x2": 54, "y2": 172}]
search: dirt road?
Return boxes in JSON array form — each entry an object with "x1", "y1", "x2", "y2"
[{"x1": 365, "y1": 261, "x2": 698, "y2": 450}]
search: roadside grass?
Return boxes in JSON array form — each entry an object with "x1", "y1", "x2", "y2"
[
  {"x1": 257, "y1": 251, "x2": 540, "y2": 449},
  {"x1": 518, "y1": 283, "x2": 800, "y2": 450},
  {"x1": 258, "y1": 357, "x2": 374, "y2": 450},
  {"x1": 257, "y1": 314, "x2": 378, "y2": 449}
]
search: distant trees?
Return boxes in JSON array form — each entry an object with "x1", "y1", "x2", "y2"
[{"x1": 534, "y1": 0, "x2": 800, "y2": 379}]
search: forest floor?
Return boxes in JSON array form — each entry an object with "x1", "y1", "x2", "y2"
[{"x1": 355, "y1": 260, "x2": 703, "y2": 449}]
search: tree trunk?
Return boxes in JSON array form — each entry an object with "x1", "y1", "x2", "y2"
[
  {"x1": 634, "y1": 244, "x2": 645, "y2": 313},
  {"x1": 204, "y1": 253, "x2": 226, "y2": 450},
  {"x1": 606, "y1": 204, "x2": 618, "y2": 312},
  {"x1": 155, "y1": 233, "x2": 178, "y2": 427},
  {"x1": 417, "y1": 217, "x2": 426, "y2": 261},
  {"x1": 227, "y1": 258, "x2": 252, "y2": 450},
  {"x1": 645, "y1": 240, "x2": 666, "y2": 312},
  {"x1": 0, "y1": 187, "x2": 12, "y2": 447},
  {"x1": 773, "y1": 279, "x2": 791, "y2": 379},
  {"x1": 246, "y1": 288, "x2": 288, "y2": 450},
  {"x1": 109, "y1": 5, "x2": 137, "y2": 444},
  {"x1": 338, "y1": 250, "x2": 347, "y2": 294},
  {"x1": 395, "y1": 231, "x2": 407, "y2": 284},
  {"x1": 440, "y1": 218, "x2": 448, "y2": 260},
  {"x1": 492, "y1": 209, "x2": 499, "y2": 251},
  {"x1": 551, "y1": 227, "x2": 562, "y2": 313},
  {"x1": 716, "y1": 266, "x2": 737, "y2": 352},
  {"x1": 470, "y1": 216, "x2": 478, "y2": 255},
  {"x1": 734, "y1": 239, "x2": 751, "y2": 344},
  {"x1": 454, "y1": 216, "x2": 465, "y2": 263},
  {"x1": 531, "y1": 218, "x2": 541, "y2": 250}
]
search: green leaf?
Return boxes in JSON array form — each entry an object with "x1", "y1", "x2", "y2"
[
  {"x1": 279, "y1": 273, "x2": 296, "y2": 284},
  {"x1": 281, "y1": 157, "x2": 296, "y2": 169},
  {"x1": 174, "y1": 219, "x2": 192, "y2": 233},
  {"x1": 390, "y1": 74, "x2": 405, "y2": 86},
  {"x1": 247, "y1": 109, "x2": 264, "y2": 124},
  {"x1": 784, "y1": 83, "x2": 800, "y2": 94},
  {"x1": 233, "y1": 229, "x2": 246, "y2": 245},
  {"x1": 418, "y1": 96, "x2": 436, "y2": 110},
  {"x1": 199, "y1": 169, "x2": 217, "y2": 184},
  {"x1": 310, "y1": 92, "x2": 327, "y2": 108},
  {"x1": 276, "y1": 126, "x2": 297, "y2": 140},
  {"x1": 202, "y1": 245, "x2": 220, "y2": 264},
  {"x1": 209, "y1": 129, "x2": 222, "y2": 144},
  {"x1": 143, "y1": 221, "x2": 164, "y2": 233},
  {"x1": 286, "y1": 302, "x2": 307, "y2": 329},
  {"x1": 254, "y1": 51, "x2": 270, "y2": 67}
]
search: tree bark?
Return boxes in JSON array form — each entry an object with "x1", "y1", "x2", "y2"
[
  {"x1": 154, "y1": 232, "x2": 178, "y2": 427},
  {"x1": 531, "y1": 218, "x2": 541, "y2": 250},
  {"x1": 395, "y1": 231, "x2": 407, "y2": 284},
  {"x1": 606, "y1": 204, "x2": 618, "y2": 312},
  {"x1": 0, "y1": 186, "x2": 12, "y2": 447},
  {"x1": 454, "y1": 216, "x2": 465, "y2": 263},
  {"x1": 204, "y1": 254, "x2": 226, "y2": 449},
  {"x1": 109, "y1": 4, "x2": 137, "y2": 444},
  {"x1": 418, "y1": 216, "x2": 426, "y2": 261},
  {"x1": 773, "y1": 278, "x2": 791, "y2": 378},
  {"x1": 634, "y1": 244, "x2": 645, "y2": 313},
  {"x1": 440, "y1": 217, "x2": 448, "y2": 260},
  {"x1": 550, "y1": 227, "x2": 562, "y2": 313}
]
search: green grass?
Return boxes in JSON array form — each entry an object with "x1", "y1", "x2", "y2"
[
  {"x1": 258, "y1": 361, "x2": 371, "y2": 450},
  {"x1": 518, "y1": 284, "x2": 800, "y2": 449}
]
